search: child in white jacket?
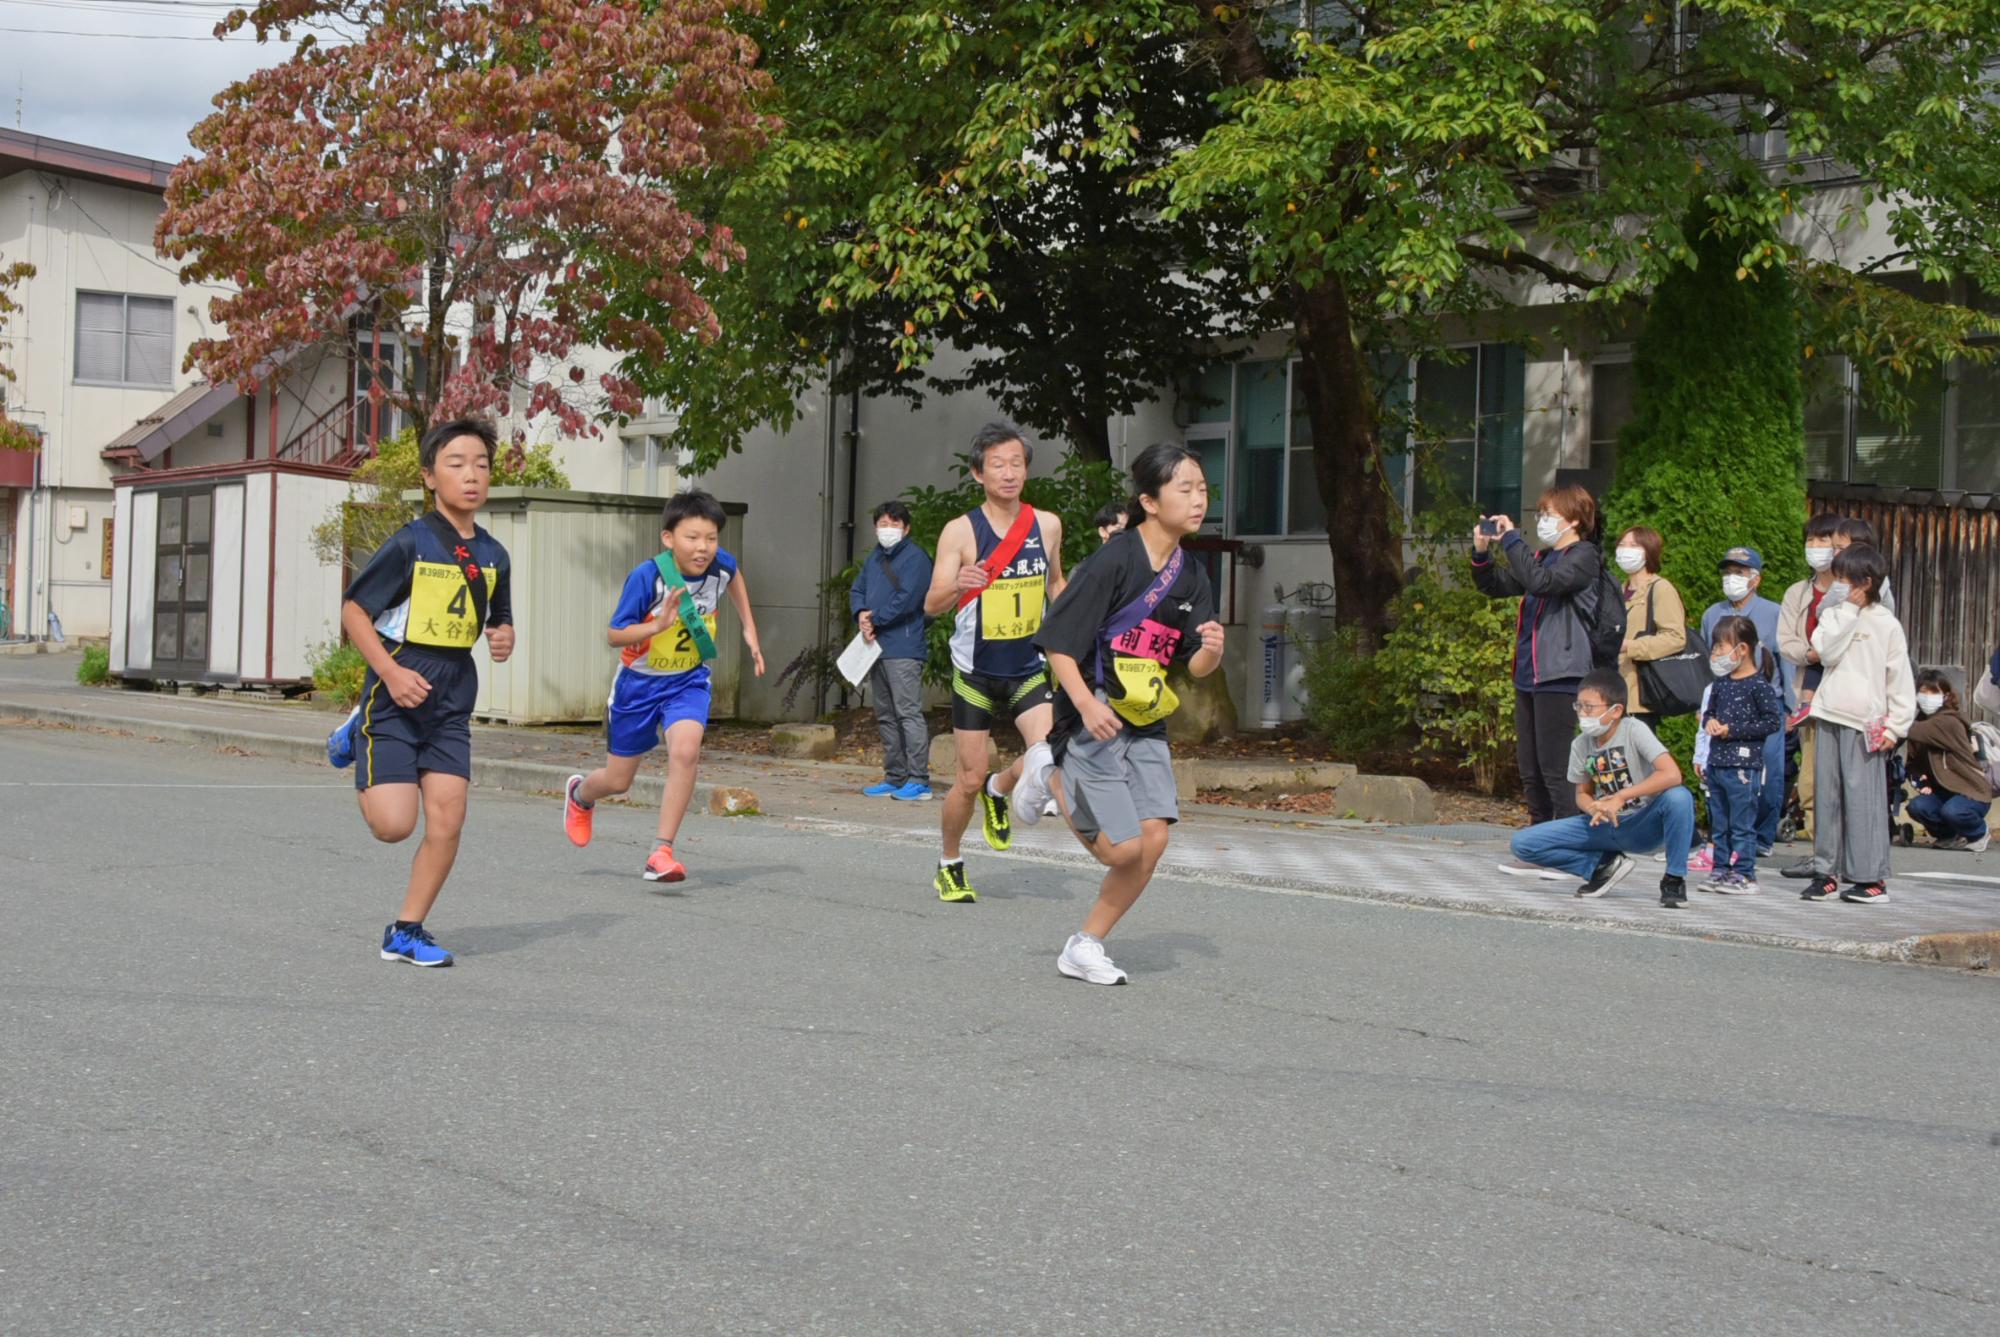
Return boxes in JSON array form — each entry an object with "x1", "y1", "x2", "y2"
[{"x1": 1802, "y1": 544, "x2": 1915, "y2": 904}]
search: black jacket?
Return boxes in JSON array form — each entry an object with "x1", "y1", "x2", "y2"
[{"x1": 1471, "y1": 534, "x2": 1603, "y2": 686}]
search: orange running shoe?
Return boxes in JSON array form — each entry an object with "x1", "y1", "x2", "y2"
[
  {"x1": 563, "y1": 774, "x2": 594, "y2": 848},
  {"x1": 643, "y1": 843, "x2": 686, "y2": 883}
]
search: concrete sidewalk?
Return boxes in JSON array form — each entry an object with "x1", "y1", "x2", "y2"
[{"x1": 4, "y1": 649, "x2": 1997, "y2": 970}]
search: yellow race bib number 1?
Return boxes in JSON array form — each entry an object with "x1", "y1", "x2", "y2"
[
  {"x1": 647, "y1": 612, "x2": 720, "y2": 673},
  {"x1": 406, "y1": 561, "x2": 496, "y2": 649},
  {"x1": 980, "y1": 574, "x2": 1045, "y2": 641}
]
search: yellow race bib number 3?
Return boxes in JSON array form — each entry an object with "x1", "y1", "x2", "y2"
[
  {"x1": 1109, "y1": 654, "x2": 1180, "y2": 727},
  {"x1": 646, "y1": 612, "x2": 720, "y2": 673},
  {"x1": 980, "y1": 574, "x2": 1045, "y2": 642},
  {"x1": 407, "y1": 561, "x2": 495, "y2": 648}
]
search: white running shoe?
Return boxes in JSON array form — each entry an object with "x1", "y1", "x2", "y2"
[
  {"x1": 1497, "y1": 859, "x2": 1566, "y2": 882},
  {"x1": 1012, "y1": 741, "x2": 1055, "y2": 827},
  {"x1": 1057, "y1": 932, "x2": 1128, "y2": 985}
]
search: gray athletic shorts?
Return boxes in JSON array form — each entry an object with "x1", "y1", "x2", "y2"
[{"x1": 1059, "y1": 726, "x2": 1179, "y2": 847}]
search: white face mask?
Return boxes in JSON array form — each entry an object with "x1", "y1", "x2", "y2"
[
  {"x1": 1536, "y1": 513, "x2": 1567, "y2": 545},
  {"x1": 876, "y1": 526, "x2": 905, "y2": 549},
  {"x1": 1722, "y1": 573, "x2": 1753, "y2": 602},
  {"x1": 1823, "y1": 581, "x2": 1851, "y2": 607},
  {"x1": 1804, "y1": 545, "x2": 1834, "y2": 572},
  {"x1": 1614, "y1": 546, "x2": 1646, "y2": 574},
  {"x1": 1916, "y1": 692, "x2": 1945, "y2": 716},
  {"x1": 1577, "y1": 712, "x2": 1613, "y2": 739},
  {"x1": 1710, "y1": 653, "x2": 1740, "y2": 678}
]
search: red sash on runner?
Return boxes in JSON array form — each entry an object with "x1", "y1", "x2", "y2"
[{"x1": 955, "y1": 504, "x2": 1038, "y2": 612}]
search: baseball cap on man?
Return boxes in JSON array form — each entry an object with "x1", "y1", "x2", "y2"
[{"x1": 1717, "y1": 546, "x2": 1764, "y2": 572}]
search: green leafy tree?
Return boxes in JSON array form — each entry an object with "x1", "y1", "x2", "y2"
[
  {"x1": 309, "y1": 429, "x2": 569, "y2": 566},
  {"x1": 609, "y1": 1, "x2": 1258, "y2": 468},
  {"x1": 680, "y1": 1, "x2": 2000, "y2": 643},
  {"x1": 0, "y1": 260, "x2": 37, "y2": 453}
]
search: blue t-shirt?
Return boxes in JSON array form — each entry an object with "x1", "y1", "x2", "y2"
[{"x1": 610, "y1": 548, "x2": 737, "y2": 684}]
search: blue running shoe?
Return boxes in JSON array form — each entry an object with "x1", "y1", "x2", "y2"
[
  {"x1": 327, "y1": 706, "x2": 361, "y2": 769},
  {"x1": 380, "y1": 922, "x2": 453, "y2": 967},
  {"x1": 863, "y1": 780, "x2": 901, "y2": 797},
  {"x1": 891, "y1": 781, "x2": 934, "y2": 802}
]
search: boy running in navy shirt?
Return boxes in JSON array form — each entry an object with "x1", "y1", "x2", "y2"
[
  {"x1": 561, "y1": 489, "x2": 765, "y2": 882},
  {"x1": 327, "y1": 418, "x2": 514, "y2": 967}
]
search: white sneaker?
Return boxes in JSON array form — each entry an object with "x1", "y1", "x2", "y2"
[
  {"x1": 1057, "y1": 932, "x2": 1128, "y2": 985},
  {"x1": 1969, "y1": 833, "x2": 1991, "y2": 854},
  {"x1": 1497, "y1": 859, "x2": 1566, "y2": 882},
  {"x1": 1012, "y1": 742, "x2": 1055, "y2": 827}
]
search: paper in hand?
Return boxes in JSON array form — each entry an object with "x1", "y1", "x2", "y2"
[{"x1": 836, "y1": 631, "x2": 882, "y2": 688}]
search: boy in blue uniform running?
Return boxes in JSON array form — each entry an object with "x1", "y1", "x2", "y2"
[
  {"x1": 561, "y1": 489, "x2": 765, "y2": 882},
  {"x1": 326, "y1": 418, "x2": 514, "y2": 968}
]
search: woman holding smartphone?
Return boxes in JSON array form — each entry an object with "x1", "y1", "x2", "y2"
[{"x1": 1472, "y1": 484, "x2": 1606, "y2": 831}]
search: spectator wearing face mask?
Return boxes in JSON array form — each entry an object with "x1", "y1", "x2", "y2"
[
  {"x1": 1903, "y1": 671, "x2": 1993, "y2": 853},
  {"x1": 1612, "y1": 526, "x2": 1687, "y2": 729},
  {"x1": 1700, "y1": 547, "x2": 1793, "y2": 856},
  {"x1": 1833, "y1": 518, "x2": 1896, "y2": 614},
  {"x1": 851, "y1": 501, "x2": 936, "y2": 801},
  {"x1": 1471, "y1": 484, "x2": 1606, "y2": 829},
  {"x1": 1777, "y1": 513, "x2": 1845, "y2": 854}
]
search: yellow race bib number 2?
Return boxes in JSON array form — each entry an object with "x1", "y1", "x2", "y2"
[
  {"x1": 646, "y1": 612, "x2": 720, "y2": 673},
  {"x1": 407, "y1": 561, "x2": 495, "y2": 649},
  {"x1": 980, "y1": 574, "x2": 1044, "y2": 642}
]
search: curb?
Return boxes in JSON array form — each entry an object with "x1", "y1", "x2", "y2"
[
  {"x1": 0, "y1": 699, "x2": 693, "y2": 810},
  {"x1": 1882, "y1": 931, "x2": 2000, "y2": 972}
]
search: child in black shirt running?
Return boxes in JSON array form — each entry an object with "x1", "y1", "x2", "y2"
[
  {"x1": 1700, "y1": 615, "x2": 1785, "y2": 894},
  {"x1": 1011, "y1": 444, "x2": 1225, "y2": 985}
]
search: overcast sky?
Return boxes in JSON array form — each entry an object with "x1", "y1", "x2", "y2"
[{"x1": 0, "y1": 1, "x2": 298, "y2": 164}]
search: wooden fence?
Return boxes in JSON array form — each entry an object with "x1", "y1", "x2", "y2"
[{"x1": 1811, "y1": 484, "x2": 2000, "y2": 709}]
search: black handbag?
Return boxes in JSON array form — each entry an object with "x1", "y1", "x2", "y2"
[{"x1": 1633, "y1": 583, "x2": 1709, "y2": 717}]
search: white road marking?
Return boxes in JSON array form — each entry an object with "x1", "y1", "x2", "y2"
[{"x1": 0, "y1": 782, "x2": 348, "y2": 789}]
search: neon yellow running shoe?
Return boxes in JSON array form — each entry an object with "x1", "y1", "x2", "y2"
[
  {"x1": 978, "y1": 784, "x2": 1013, "y2": 852},
  {"x1": 935, "y1": 860, "x2": 978, "y2": 904}
]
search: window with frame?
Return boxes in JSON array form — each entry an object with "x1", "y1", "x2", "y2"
[
  {"x1": 75, "y1": 292, "x2": 172, "y2": 389},
  {"x1": 1588, "y1": 357, "x2": 1635, "y2": 478},
  {"x1": 622, "y1": 435, "x2": 682, "y2": 495},
  {"x1": 1802, "y1": 346, "x2": 2000, "y2": 491},
  {"x1": 1176, "y1": 358, "x2": 1326, "y2": 539},
  {"x1": 1402, "y1": 343, "x2": 1526, "y2": 521}
]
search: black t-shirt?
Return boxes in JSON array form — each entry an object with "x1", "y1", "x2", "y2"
[
  {"x1": 343, "y1": 516, "x2": 512, "y2": 658},
  {"x1": 1034, "y1": 528, "x2": 1216, "y2": 753}
]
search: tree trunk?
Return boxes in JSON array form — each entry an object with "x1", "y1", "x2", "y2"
[
  {"x1": 420, "y1": 246, "x2": 449, "y2": 433},
  {"x1": 1291, "y1": 276, "x2": 1403, "y2": 647},
  {"x1": 1065, "y1": 411, "x2": 1112, "y2": 463}
]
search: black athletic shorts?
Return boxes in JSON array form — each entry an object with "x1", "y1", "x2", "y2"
[
  {"x1": 950, "y1": 666, "x2": 1054, "y2": 733},
  {"x1": 354, "y1": 646, "x2": 478, "y2": 790}
]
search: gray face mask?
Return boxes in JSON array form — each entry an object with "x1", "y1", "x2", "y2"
[{"x1": 1823, "y1": 581, "x2": 1852, "y2": 607}]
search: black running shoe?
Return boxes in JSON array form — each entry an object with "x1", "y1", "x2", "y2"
[
  {"x1": 1801, "y1": 876, "x2": 1839, "y2": 902},
  {"x1": 1659, "y1": 875, "x2": 1688, "y2": 908},
  {"x1": 1780, "y1": 858, "x2": 1817, "y2": 880},
  {"x1": 1840, "y1": 881, "x2": 1890, "y2": 904},
  {"x1": 1576, "y1": 853, "x2": 1634, "y2": 899}
]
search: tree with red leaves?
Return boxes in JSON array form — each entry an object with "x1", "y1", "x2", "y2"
[{"x1": 157, "y1": 0, "x2": 767, "y2": 438}]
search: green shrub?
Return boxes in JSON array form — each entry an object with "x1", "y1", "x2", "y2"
[
  {"x1": 1603, "y1": 212, "x2": 1808, "y2": 625},
  {"x1": 76, "y1": 643, "x2": 110, "y2": 686},
  {"x1": 1300, "y1": 626, "x2": 1407, "y2": 755},
  {"x1": 307, "y1": 639, "x2": 368, "y2": 707},
  {"x1": 309, "y1": 428, "x2": 572, "y2": 566},
  {"x1": 1375, "y1": 536, "x2": 1521, "y2": 794}
]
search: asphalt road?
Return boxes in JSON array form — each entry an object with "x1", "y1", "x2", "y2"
[{"x1": 3, "y1": 722, "x2": 1997, "y2": 1336}]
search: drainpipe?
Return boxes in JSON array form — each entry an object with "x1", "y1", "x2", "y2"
[
  {"x1": 21, "y1": 448, "x2": 37, "y2": 640},
  {"x1": 838, "y1": 386, "x2": 861, "y2": 708},
  {"x1": 814, "y1": 368, "x2": 837, "y2": 717}
]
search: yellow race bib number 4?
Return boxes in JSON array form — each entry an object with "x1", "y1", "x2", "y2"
[
  {"x1": 407, "y1": 561, "x2": 496, "y2": 649},
  {"x1": 980, "y1": 574, "x2": 1045, "y2": 641}
]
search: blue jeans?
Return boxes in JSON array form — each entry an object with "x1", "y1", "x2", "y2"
[
  {"x1": 1511, "y1": 786, "x2": 1698, "y2": 880},
  {"x1": 1907, "y1": 790, "x2": 1990, "y2": 842},
  {"x1": 1754, "y1": 728, "x2": 1786, "y2": 846},
  {"x1": 1709, "y1": 765, "x2": 1763, "y2": 880}
]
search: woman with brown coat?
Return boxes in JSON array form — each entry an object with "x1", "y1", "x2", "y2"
[
  {"x1": 1904, "y1": 670, "x2": 1994, "y2": 852},
  {"x1": 1614, "y1": 526, "x2": 1688, "y2": 730}
]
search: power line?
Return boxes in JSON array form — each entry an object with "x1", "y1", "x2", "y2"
[{"x1": 0, "y1": 24, "x2": 265, "y2": 39}]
